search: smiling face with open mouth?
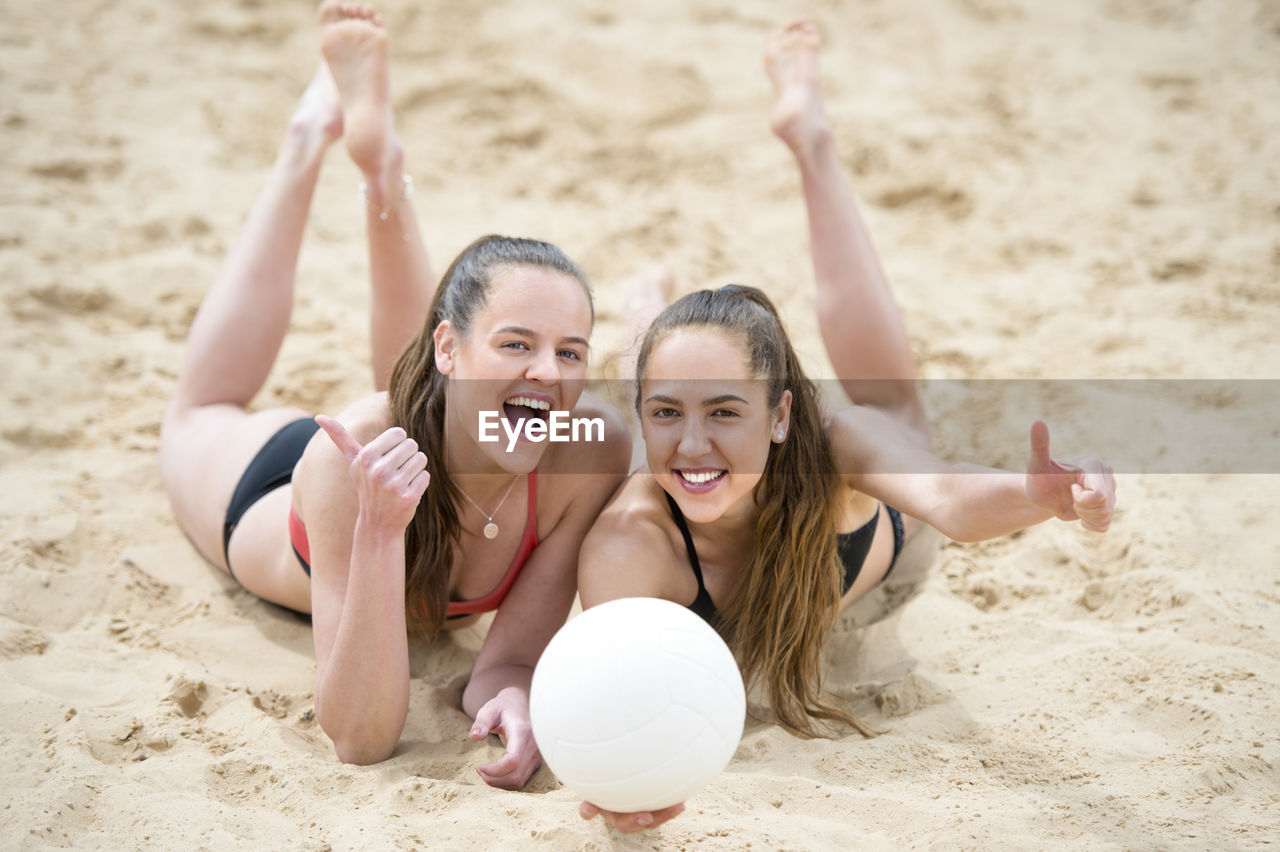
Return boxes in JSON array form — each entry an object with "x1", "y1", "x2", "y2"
[
  {"x1": 435, "y1": 265, "x2": 592, "y2": 474},
  {"x1": 639, "y1": 327, "x2": 791, "y2": 525},
  {"x1": 501, "y1": 392, "x2": 553, "y2": 436}
]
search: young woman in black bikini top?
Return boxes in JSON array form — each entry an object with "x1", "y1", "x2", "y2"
[
  {"x1": 571, "y1": 18, "x2": 1114, "y2": 838},
  {"x1": 579, "y1": 23, "x2": 1114, "y2": 768},
  {"x1": 664, "y1": 492, "x2": 904, "y2": 625},
  {"x1": 581, "y1": 284, "x2": 1114, "y2": 752}
]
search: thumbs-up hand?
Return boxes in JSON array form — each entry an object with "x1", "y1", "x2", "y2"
[
  {"x1": 316, "y1": 415, "x2": 431, "y2": 532},
  {"x1": 1024, "y1": 420, "x2": 1116, "y2": 532}
]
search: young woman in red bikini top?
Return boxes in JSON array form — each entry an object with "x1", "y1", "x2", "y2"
[{"x1": 158, "y1": 4, "x2": 629, "y2": 786}]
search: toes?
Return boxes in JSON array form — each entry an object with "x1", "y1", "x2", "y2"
[
  {"x1": 318, "y1": 2, "x2": 384, "y2": 28},
  {"x1": 769, "y1": 18, "x2": 822, "y2": 52},
  {"x1": 317, "y1": 1, "x2": 346, "y2": 25},
  {"x1": 765, "y1": 18, "x2": 823, "y2": 78}
]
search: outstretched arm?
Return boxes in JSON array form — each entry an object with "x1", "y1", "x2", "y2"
[
  {"x1": 460, "y1": 511, "x2": 588, "y2": 790},
  {"x1": 462, "y1": 404, "x2": 632, "y2": 790},
  {"x1": 572, "y1": 484, "x2": 694, "y2": 833},
  {"x1": 832, "y1": 406, "x2": 1116, "y2": 542}
]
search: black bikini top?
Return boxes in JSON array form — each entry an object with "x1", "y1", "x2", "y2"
[{"x1": 664, "y1": 493, "x2": 879, "y2": 626}]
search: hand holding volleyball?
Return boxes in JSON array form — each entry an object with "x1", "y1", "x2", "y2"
[{"x1": 530, "y1": 597, "x2": 746, "y2": 822}]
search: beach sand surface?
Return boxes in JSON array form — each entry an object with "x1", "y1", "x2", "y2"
[{"x1": 2, "y1": 0, "x2": 1278, "y2": 848}]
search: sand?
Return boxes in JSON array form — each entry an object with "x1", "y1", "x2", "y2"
[{"x1": 3, "y1": 0, "x2": 1279, "y2": 848}]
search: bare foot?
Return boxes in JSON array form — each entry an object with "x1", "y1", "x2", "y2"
[
  {"x1": 286, "y1": 62, "x2": 343, "y2": 160},
  {"x1": 318, "y1": 1, "x2": 404, "y2": 209},
  {"x1": 622, "y1": 265, "x2": 676, "y2": 342},
  {"x1": 764, "y1": 19, "x2": 832, "y2": 164}
]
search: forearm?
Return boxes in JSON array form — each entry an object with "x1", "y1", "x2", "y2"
[
  {"x1": 316, "y1": 518, "x2": 411, "y2": 764},
  {"x1": 462, "y1": 663, "x2": 534, "y2": 719},
  {"x1": 929, "y1": 466, "x2": 1055, "y2": 542}
]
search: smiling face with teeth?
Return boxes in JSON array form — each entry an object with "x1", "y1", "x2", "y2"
[
  {"x1": 434, "y1": 265, "x2": 592, "y2": 474},
  {"x1": 502, "y1": 393, "x2": 552, "y2": 437},
  {"x1": 639, "y1": 327, "x2": 791, "y2": 525}
]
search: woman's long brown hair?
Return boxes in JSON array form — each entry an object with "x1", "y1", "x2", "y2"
[
  {"x1": 634, "y1": 285, "x2": 875, "y2": 738},
  {"x1": 386, "y1": 235, "x2": 590, "y2": 639}
]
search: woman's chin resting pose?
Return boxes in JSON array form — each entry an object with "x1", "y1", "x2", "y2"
[
  {"x1": 575, "y1": 18, "x2": 1115, "y2": 834},
  {"x1": 158, "y1": 3, "x2": 630, "y2": 783}
]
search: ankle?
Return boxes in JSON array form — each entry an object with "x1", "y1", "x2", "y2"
[
  {"x1": 281, "y1": 116, "x2": 336, "y2": 165},
  {"x1": 787, "y1": 120, "x2": 835, "y2": 170},
  {"x1": 353, "y1": 134, "x2": 404, "y2": 199},
  {"x1": 359, "y1": 172, "x2": 413, "y2": 221}
]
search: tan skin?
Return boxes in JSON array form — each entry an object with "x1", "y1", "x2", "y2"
[{"x1": 159, "y1": 3, "x2": 631, "y2": 786}]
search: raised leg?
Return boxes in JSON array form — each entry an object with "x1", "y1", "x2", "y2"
[
  {"x1": 766, "y1": 20, "x2": 929, "y2": 447},
  {"x1": 169, "y1": 68, "x2": 341, "y2": 415},
  {"x1": 320, "y1": 1, "x2": 434, "y2": 390},
  {"x1": 618, "y1": 266, "x2": 675, "y2": 378},
  {"x1": 158, "y1": 54, "x2": 344, "y2": 579},
  {"x1": 617, "y1": 266, "x2": 676, "y2": 468}
]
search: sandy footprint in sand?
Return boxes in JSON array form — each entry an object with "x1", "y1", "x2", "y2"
[{"x1": 318, "y1": 1, "x2": 403, "y2": 209}]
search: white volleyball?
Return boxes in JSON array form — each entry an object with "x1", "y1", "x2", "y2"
[{"x1": 529, "y1": 597, "x2": 746, "y2": 813}]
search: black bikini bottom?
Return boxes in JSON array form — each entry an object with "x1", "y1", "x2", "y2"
[
  {"x1": 221, "y1": 417, "x2": 320, "y2": 580},
  {"x1": 838, "y1": 504, "x2": 906, "y2": 593}
]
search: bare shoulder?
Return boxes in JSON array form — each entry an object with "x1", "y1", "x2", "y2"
[
  {"x1": 540, "y1": 390, "x2": 632, "y2": 482},
  {"x1": 824, "y1": 403, "x2": 899, "y2": 473},
  {"x1": 334, "y1": 392, "x2": 394, "y2": 442},
  {"x1": 575, "y1": 389, "x2": 626, "y2": 423},
  {"x1": 293, "y1": 393, "x2": 392, "y2": 516},
  {"x1": 568, "y1": 389, "x2": 632, "y2": 465},
  {"x1": 826, "y1": 401, "x2": 948, "y2": 493},
  {"x1": 579, "y1": 474, "x2": 683, "y2": 608},
  {"x1": 590, "y1": 475, "x2": 673, "y2": 552}
]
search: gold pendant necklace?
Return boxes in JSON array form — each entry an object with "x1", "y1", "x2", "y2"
[{"x1": 455, "y1": 475, "x2": 519, "y2": 539}]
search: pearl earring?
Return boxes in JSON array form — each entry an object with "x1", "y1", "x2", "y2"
[{"x1": 775, "y1": 431, "x2": 785, "y2": 441}]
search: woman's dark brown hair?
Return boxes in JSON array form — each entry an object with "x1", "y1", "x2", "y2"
[
  {"x1": 387, "y1": 235, "x2": 590, "y2": 639},
  {"x1": 635, "y1": 284, "x2": 874, "y2": 738}
]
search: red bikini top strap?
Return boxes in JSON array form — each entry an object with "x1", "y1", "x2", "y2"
[
  {"x1": 444, "y1": 470, "x2": 539, "y2": 616},
  {"x1": 288, "y1": 504, "x2": 311, "y2": 567}
]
